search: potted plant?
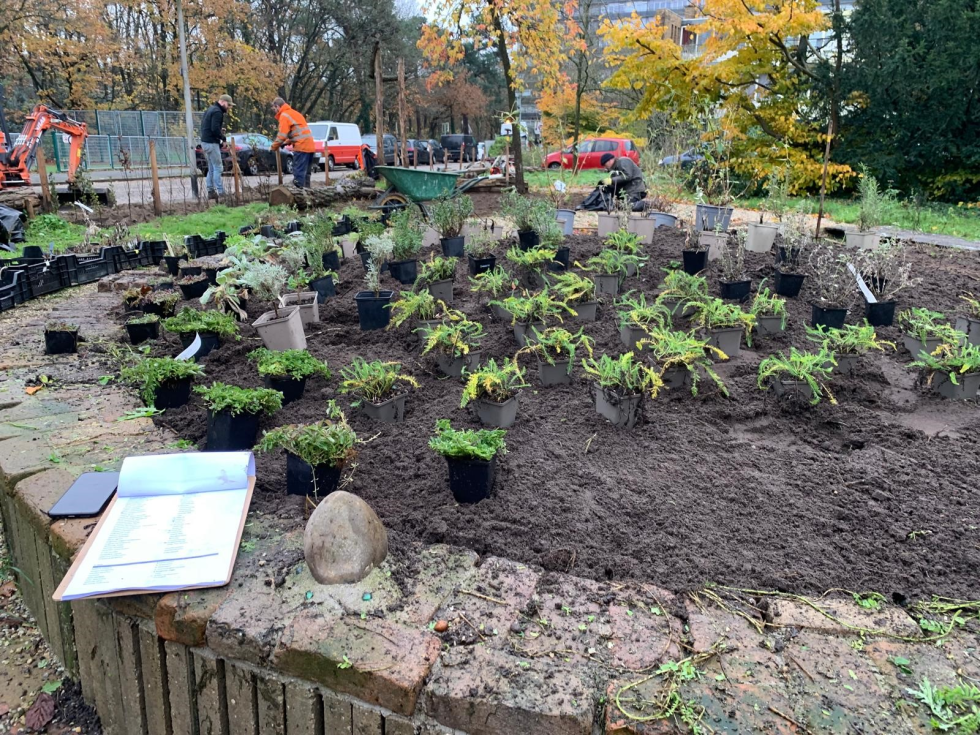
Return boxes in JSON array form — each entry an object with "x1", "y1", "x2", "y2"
[
  {"x1": 429, "y1": 419, "x2": 506, "y2": 504},
  {"x1": 179, "y1": 261, "x2": 204, "y2": 278},
  {"x1": 692, "y1": 105, "x2": 735, "y2": 231},
  {"x1": 417, "y1": 255, "x2": 457, "y2": 303},
  {"x1": 757, "y1": 348, "x2": 836, "y2": 405},
  {"x1": 688, "y1": 297, "x2": 756, "y2": 358},
  {"x1": 644, "y1": 193, "x2": 677, "y2": 229},
  {"x1": 339, "y1": 358, "x2": 420, "y2": 423},
  {"x1": 282, "y1": 272, "x2": 320, "y2": 328},
  {"x1": 44, "y1": 321, "x2": 79, "y2": 355},
  {"x1": 162, "y1": 235, "x2": 187, "y2": 276},
  {"x1": 465, "y1": 231, "x2": 497, "y2": 276},
  {"x1": 637, "y1": 327, "x2": 728, "y2": 396},
  {"x1": 256, "y1": 401, "x2": 357, "y2": 497},
  {"x1": 421, "y1": 318, "x2": 484, "y2": 376},
  {"x1": 956, "y1": 293, "x2": 980, "y2": 347},
  {"x1": 806, "y1": 322, "x2": 895, "y2": 376},
  {"x1": 699, "y1": 222, "x2": 728, "y2": 263},
  {"x1": 681, "y1": 227, "x2": 708, "y2": 276},
  {"x1": 460, "y1": 358, "x2": 529, "y2": 428},
  {"x1": 774, "y1": 210, "x2": 810, "y2": 297},
  {"x1": 430, "y1": 195, "x2": 474, "y2": 257},
  {"x1": 858, "y1": 240, "x2": 920, "y2": 327},
  {"x1": 548, "y1": 175, "x2": 575, "y2": 236},
  {"x1": 195, "y1": 382, "x2": 282, "y2": 451},
  {"x1": 581, "y1": 352, "x2": 663, "y2": 429},
  {"x1": 626, "y1": 209, "x2": 656, "y2": 245},
  {"x1": 142, "y1": 290, "x2": 181, "y2": 318},
  {"x1": 617, "y1": 293, "x2": 672, "y2": 351},
  {"x1": 517, "y1": 327, "x2": 594, "y2": 386},
  {"x1": 501, "y1": 189, "x2": 551, "y2": 249},
  {"x1": 808, "y1": 242, "x2": 855, "y2": 330},
  {"x1": 605, "y1": 229, "x2": 644, "y2": 276},
  {"x1": 718, "y1": 230, "x2": 750, "y2": 300},
  {"x1": 505, "y1": 245, "x2": 557, "y2": 290},
  {"x1": 490, "y1": 290, "x2": 575, "y2": 346},
  {"x1": 126, "y1": 314, "x2": 160, "y2": 345},
  {"x1": 577, "y1": 249, "x2": 645, "y2": 298},
  {"x1": 201, "y1": 272, "x2": 249, "y2": 322},
  {"x1": 471, "y1": 267, "x2": 517, "y2": 321},
  {"x1": 654, "y1": 269, "x2": 709, "y2": 318},
  {"x1": 353, "y1": 232, "x2": 396, "y2": 331},
  {"x1": 249, "y1": 348, "x2": 331, "y2": 404},
  {"x1": 749, "y1": 284, "x2": 788, "y2": 337},
  {"x1": 846, "y1": 167, "x2": 892, "y2": 250},
  {"x1": 550, "y1": 272, "x2": 598, "y2": 322},
  {"x1": 243, "y1": 261, "x2": 307, "y2": 351},
  {"x1": 388, "y1": 209, "x2": 425, "y2": 284},
  {"x1": 746, "y1": 169, "x2": 788, "y2": 253},
  {"x1": 121, "y1": 356, "x2": 205, "y2": 409},
  {"x1": 897, "y1": 308, "x2": 962, "y2": 359},
  {"x1": 910, "y1": 342, "x2": 980, "y2": 400},
  {"x1": 163, "y1": 307, "x2": 240, "y2": 358},
  {"x1": 303, "y1": 211, "x2": 344, "y2": 270},
  {"x1": 177, "y1": 274, "x2": 210, "y2": 300},
  {"x1": 387, "y1": 290, "x2": 442, "y2": 336},
  {"x1": 539, "y1": 218, "x2": 570, "y2": 272}
]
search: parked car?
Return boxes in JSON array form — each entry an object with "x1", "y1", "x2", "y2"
[
  {"x1": 308, "y1": 121, "x2": 362, "y2": 171},
  {"x1": 659, "y1": 149, "x2": 704, "y2": 170},
  {"x1": 440, "y1": 134, "x2": 477, "y2": 163},
  {"x1": 544, "y1": 137, "x2": 640, "y2": 170},
  {"x1": 361, "y1": 134, "x2": 397, "y2": 166},
  {"x1": 195, "y1": 133, "x2": 294, "y2": 176},
  {"x1": 414, "y1": 139, "x2": 445, "y2": 165}
]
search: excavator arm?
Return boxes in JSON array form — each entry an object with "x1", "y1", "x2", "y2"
[{"x1": 0, "y1": 106, "x2": 87, "y2": 188}]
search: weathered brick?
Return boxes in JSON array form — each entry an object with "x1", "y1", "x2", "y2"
[
  {"x1": 387, "y1": 545, "x2": 478, "y2": 628},
  {"x1": 352, "y1": 704, "x2": 383, "y2": 735},
  {"x1": 50, "y1": 551, "x2": 77, "y2": 675},
  {"x1": 0, "y1": 397, "x2": 75, "y2": 424},
  {"x1": 157, "y1": 586, "x2": 232, "y2": 645},
  {"x1": 768, "y1": 596, "x2": 920, "y2": 638},
  {"x1": 94, "y1": 603, "x2": 127, "y2": 735},
  {"x1": 226, "y1": 661, "x2": 258, "y2": 735},
  {"x1": 49, "y1": 515, "x2": 98, "y2": 560},
  {"x1": 33, "y1": 518, "x2": 65, "y2": 664},
  {"x1": 382, "y1": 713, "x2": 417, "y2": 735},
  {"x1": 322, "y1": 688, "x2": 353, "y2": 734},
  {"x1": 165, "y1": 639, "x2": 199, "y2": 735},
  {"x1": 256, "y1": 674, "x2": 285, "y2": 735},
  {"x1": 117, "y1": 615, "x2": 148, "y2": 735},
  {"x1": 283, "y1": 679, "x2": 321, "y2": 735},
  {"x1": 106, "y1": 592, "x2": 163, "y2": 622},
  {"x1": 10, "y1": 467, "x2": 73, "y2": 535},
  {"x1": 193, "y1": 647, "x2": 228, "y2": 735},
  {"x1": 138, "y1": 621, "x2": 172, "y2": 735},
  {"x1": 0, "y1": 434, "x2": 55, "y2": 492}
]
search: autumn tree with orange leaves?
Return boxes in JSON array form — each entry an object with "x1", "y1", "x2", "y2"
[{"x1": 419, "y1": 0, "x2": 581, "y2": 191}]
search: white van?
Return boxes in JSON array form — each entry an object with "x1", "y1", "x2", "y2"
[{"x1": 308, "y1": 121, "x2": 362, "y2": 171}]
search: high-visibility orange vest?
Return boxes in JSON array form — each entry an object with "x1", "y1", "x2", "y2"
[{"x1": 272, "y1": 104, "x2": 315, "y2": 153}]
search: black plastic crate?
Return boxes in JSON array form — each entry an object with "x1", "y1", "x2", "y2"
[
  {"x1": 140, "y1": 240, "x2": 167, "y2": 264},
  {"x1": 57, "y1": 255, "x2": 80, "y2": 286},
  {"x1": 22, "y1": 262, "x2": 64, "y2": 297},
  {"x1": 0, "y1": 268, "x2": 30, "y2": 304},
  {"x1": 75, "y1": 254, "x2": 111, "y2": 284}
]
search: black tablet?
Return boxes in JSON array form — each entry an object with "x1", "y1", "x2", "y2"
[{"x1": 48, "y1": 472, "x2": 119, "y2": 519}]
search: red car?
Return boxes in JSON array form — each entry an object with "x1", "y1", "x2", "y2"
[{"x1": 544, "y1": 137, "x2": 640, "y2": 170}]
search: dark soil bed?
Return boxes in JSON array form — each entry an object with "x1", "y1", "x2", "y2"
[{"x1": 135, "y1": 229, "x2": 980, "y2": 602}]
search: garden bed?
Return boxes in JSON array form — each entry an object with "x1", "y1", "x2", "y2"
[{"x1": 135, "y1": 230, "x2": 980, "y2": 601}]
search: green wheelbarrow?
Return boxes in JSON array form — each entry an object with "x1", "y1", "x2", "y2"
[{"x1": 373, "y1": 166, "x2": 489, "y2": 218}]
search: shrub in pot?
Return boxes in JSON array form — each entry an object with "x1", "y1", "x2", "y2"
[
  {"x1": 773, "y1": 210, "x2": 811, "y2": 297},
  {"x1": 44, "y1": 321, "x2": 79, "y2": 355},
  {"x1": 163, "y1": 307, "x2": 240, "y2": 359},
  {"x1": 957, "y1": 293, "x2": 980, "y2": 347},
  {"x1": 688, "y1": 297, "x2": 756, "y2": 357},
  {"x1": 459, "y1": 358, "x2": 528, "y2": 428},
  {"x1": 897, "y1": 308, "x2": 962, "y2": 360},
  {"x1": 808, "y1": 241, "x2": 856, "y2": 330},
  {"x1": 909, "y1": 342, "x2": 980, "y2": 400},
  {"x1": 430, "y1": 195, "x2": 474, "y2": 256},
  {"x1": 388, "y1": 208, "x2": 426, "y2": 284},
  {"x1": 578, "y1": 249, "x2": 646, "y2": 299},
  {"x1": 505, "y1": 245, "x2": 557, "y2": 290},
  {"x1": 339, "y1": 357, "x2": 419, "y2": 423},
  {"x1": 717, "y1": 230, "x2": 750, "y2": 300},
  {"x1": 249, "y1": 347, "x2": 331, "y2": 404},
  {"x1": 200, "y1": 273, "x2": 250, "y2": 322},
  {"x1": 420, "y1": 317, "x2": 484, "y2": 377},
  {"x1": 807, "y1": 322, "x2": 895, "y2": 376},
  {"x1": 162, "y1": 235, "x2": 187, "y2": 276},
  {"x1": 471, "y1": 266, "x2": 517, "y2": 321},
  {"x1": 605, "y1": 229, "x2": 644, "y2": 276},
  {"x1": 637, "y1": 327, "x2": 728, "y2": 397},
  {"x1": 581, "y1": 352, "x2": 663, "y2": 429},
  {"x1": 243, "y1": 261, "x2": 307, "y2": 350},
  {"x1": 464, "y1": 231, "x2": 497, "y2": 276},
  {"x1": 301, "y1": 210, "x2": 344, "y2": 271},
  {"x1": 757, "y1": 348, "x2": 837, "y2": 405},
  {"x1": 845, "y1": 167, "x2": 892, "y2": 250},
  {"x1": 126, "y1": 314, "x2": 160, "y2": 345},
  {"x1": 681, "y1": 227, "x2": 709, "y2": 275},
  {"x1": 490, "y1": 289, "x2": 575, "y2": 346},
  {"x1": 177, "y1": 275, "x2": 210, "y2": 300},
  {"x1": 550, "y1": 272, "x2": 599, "y2": 322},
  {"x1": 196, "y1": 382, "x2": 282, "y2": 451},
  {"x1": 255, "y1": 401, "x2": 357, "y2": 497},
  {"x1": 501, "y1": 189, "x2": 553, "y2": 250},
  {"x1": 142, "y1": 291, "x2": 181, "y2": 318},
  {"x1": 417, "y1": 254, "x2": 457, "y2": 304},
  {"x1": 857, "y1": 239, "x2": 920, "y2": 327},
  {"x1": 691, "y1": 107, "x2": 736, "y2": 231},
  {"x1": 617, "y1": 293, "x2": 672, "y2": 351},
  {"x1": 698, "y1": 224, "x2": 728, "y2": 263},
  {"x1": 283, "y1": 272, "x2": 320, "y2": 328},
  {"x1": 517, "y1": 327, "x2": 594, "y2": 386},
  {"x1": 354, "y1": 232, "x2": 396, "y2": 331},
  {"x1": 429, "y1": 419, "x2": 506, "y2": 504},
  {"x1": 121, "y1": 356, "x2": 204, "y2": 409},
  {"x1": 749, "y1": 284, "x2": 788, "y2": 337},
  {"x1": 654, "y1": 269, "x2": 709, "y2": 318}
]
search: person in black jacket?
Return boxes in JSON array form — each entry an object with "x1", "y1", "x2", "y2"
[{"x1": 200, "y1": 94, "x2": 233, "y2": 199}]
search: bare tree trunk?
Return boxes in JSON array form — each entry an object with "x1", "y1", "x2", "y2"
[{"x1": 492, "y1": 10, "x2": 525, "y2": 192}]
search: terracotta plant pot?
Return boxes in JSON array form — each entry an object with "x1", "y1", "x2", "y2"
[{"x1": 253, "y1": 306, "x2": 307, "y2": 351}]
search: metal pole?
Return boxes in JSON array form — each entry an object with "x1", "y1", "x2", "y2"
[{"x1": 175, "y1": 0, "x2": 199, "y2": 199}]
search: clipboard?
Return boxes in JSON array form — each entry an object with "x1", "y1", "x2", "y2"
[{"x1": 53, "y1": 461, "x2": 255, "y2": 602}]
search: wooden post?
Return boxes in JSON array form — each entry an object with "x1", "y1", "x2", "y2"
[
  {"x1": 230, "y1": 146, "x2": 242, "y2": 205},
  {"x1": 275, "y1": 149, "x2": 283, "y2": 186},
  {"x1": 375, "y1": 47, "x2": 384, "y2": 167},
  {"x1": 398, "y1": 59, "x2": 408, "y2": 168},
  {"x1": 504, "y1": 139, "x2": 510, "y2": 184},
  {"x1": 148, "y1": 140, "x2": 163, "y2": 216},
  {"x1": 35, "y1": 146, "x2": 53, "y2": 212}
]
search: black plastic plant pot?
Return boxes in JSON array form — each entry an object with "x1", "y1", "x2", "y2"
[
  {"x1": 359, "y1": 251, "x2": 389, "y2": 273},
  {"x1": 388, "y1": 259, "x2": 418, "y2": 285},
  {"x1": 178, "y1": 280, "x2": 209, "y2": 300},
  {"x1": 163, "y1": 256, "x2": 184, "y2": 276},
  {"x1": 23, "y1": 246, "x2": 45, "y2": 260},
  {"x1": 206, "y1": 409, "x2": 260, "y2": 452},
  {"x1": 310, "y1": 275, "x2": 336, "y2": 302},
  {"x1": 332, "y1": 218, "x2": 352, "y2": 237},
  {"x1": 179, "y1": 265, "x2": 203, "y2": 277},
  {"x1": 865, "y1": 300, "x2": 896, "y2": 327},
  {"x1": 811, "y1": 303, "x2": 848, "y2": 330},
  {"x1": 239, "y1": 225, "x2": 256, "y2": 235},
  {"x1": 285, "y1": 453, "x2": 342, "y2": 497},
  {"x1": 126, "y1": 321, "x2": 159, "y2": 345},
  {"x1": 594, "y1": 387, "x2": 642, "y2": 429},
  {"x1": 773, "y1": 270, "x2": 806, "y2": 298},
  {"x1": 153, "y1": 377, "x2": 192, "y2": 409},
  {"x1": 263, "y1": 375, "x2": 307, "y2": 404},
  {"x1": 322, "y1": 251, "x2": 341, "y2": 271},
  {"x1": 285, "y1": 221, "x2": 302, "y2": 234},
  {"x1": 178, "y1": 331, "x2": 221, "y2": 358},
  {"x1": 260, "y1": 225, "x2": 278, "y2": 239},
  {"x1": 468, "y1": 254, "x2": 497, "y2": 276},
  {"x1": 204, "y1": 267, "x2": 219, "y2": 285},
  {"x1": 441, "y1": 236, "x2": 465, "y2": 258},
  {"x1": 446, "y1": 456, "x2": 496, "y2": 504},
  {"x1": 547, "y1": 246, "x2": 571, "y2": 273},
  {"x1": 537, "y1": 358, "x2": 571, "y2": 386},
  {"x1": 517, "y1": 230, "x2": 540, "y2": 251},
  {"x1": 44, "y1": 329, "x2": 78, "y2": 355},
  {"x1": 719, "y1": 279, "x2": 751, "y2": 301},
  {"x1": 154, "y1": 280, "x2": 174, "y2": 292},
  {"x1": 362, "y1": 393, "x2": 408, "y2": 423},
  {"x1": 682, "y1": 249, "x2": 708, "y2": 276},
  {"x1": 355, "y1": 290, "x2": 394, "y2": 331}
]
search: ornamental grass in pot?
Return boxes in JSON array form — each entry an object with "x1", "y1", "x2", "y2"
[
  {"x1": 637, "y1": 327, "x2": 728, "y2": 396},
  {"x1": 749, "y1": 284, "x2": 788, "y2": 337},
  {"x1": 460, "y1": 358, "x2": 529, "y2": 428},
  {"x1": 121, "y1": 356, "x2": 204, "y2": 409},
  {"x1": 431, "y1": 195, "x2": 474, "y2": 257},
  {"x1": 909, "y1": 342, "x2": 980, "y2": 400},
  {"x1": 581, "y1": 352, "x2": 663, "y2": 429},
  {"x1": 339, "y1": 358, "x2": 419, "y2": 423},
  {"x1": 757, "y1": 347, "x2": 836, "y2": 405},
  {"x1": 429, "y1": 419, "x2": 506, "y2": 504},
  {"x1": 249, "y1": 348, "x2": 331, "y2": 404},
  {"x1": 420, "y1": 317, "x2": 484, "y2": 377},
  {"x1": 517, "y1": 326, "x2": 594, "y2": 386},
  {"x1": 501, "y1": 189, "x2": 553, "y2": 250},
  {"x1": 806, "y1": 322, "x2": 895, "y2": 376},
  {"x1": 898, "y1": 308, "x2": 962, "y2": 360},
  {"x1": 617, "y1": 293, "x2": 672, "y2": 351},
  {"x1": 196, "y1": 382, "x2": 283, "y2": 451}
]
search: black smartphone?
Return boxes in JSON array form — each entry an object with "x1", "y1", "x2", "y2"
[{"x1": 48, "y1": 472, "x2": 119, "y2": 519}]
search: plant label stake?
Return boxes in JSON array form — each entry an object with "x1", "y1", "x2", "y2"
[
  {"x1": 847, "y1": 263, "x2": 876, "y2": 304},
  {"x1": 175, "y1": 333, "x2": 201, "y2": 361}
]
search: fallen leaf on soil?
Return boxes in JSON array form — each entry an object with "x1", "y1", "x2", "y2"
[
  {"x1": 24, "y1": 692, "x2": 55, "y2": 730},
  {"x1": 24, "y1": 386, "x2": 44, "y2": 396},
  {"x1": 0, "y1": 581, "x2": 15, "y2": 598}
]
